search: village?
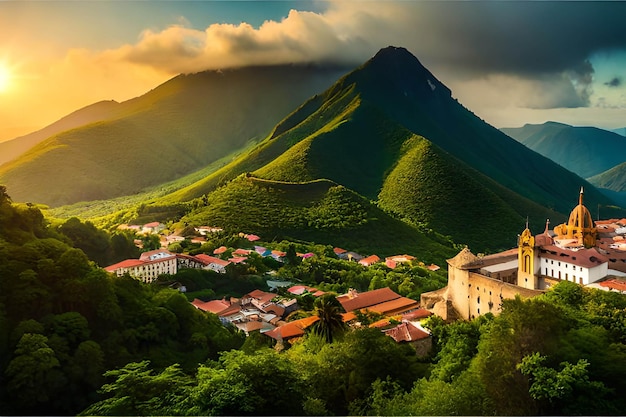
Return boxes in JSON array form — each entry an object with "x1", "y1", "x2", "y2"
[{"x1": 106, "y1": 222, "x2": 441, "y2": 353}]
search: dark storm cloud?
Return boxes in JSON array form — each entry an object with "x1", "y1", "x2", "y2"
[
  {"x1": 407, "y1": 1, "x2": 626, "y2": 77},
  {"x1": 605, "y1": 77, "x2": 622, "y2": 88}
]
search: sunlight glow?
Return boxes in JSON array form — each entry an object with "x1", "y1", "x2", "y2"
[{"x1": 0, "y1": 64, "x2": 11, "y2": 93}]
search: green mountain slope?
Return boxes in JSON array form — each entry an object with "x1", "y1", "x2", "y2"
[
  {"x1": 0, "y1": 65, "x2": 347, "y2": 207},
  {"x1": 182, "y1": 175, "x2": 456, "y2": 264},
  {"x1": 0, "y1": 100, "x2": 121, "y2": 167},
  {"x1": 588, "y1": 161, "x2": 626, "y2": 192},
  {"x1": 502, "y1": 121, "x2": 626, "y2": 178}
]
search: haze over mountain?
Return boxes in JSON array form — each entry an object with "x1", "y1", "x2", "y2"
[
  {"x1": 0, "y1": 64, "x2": 347, "y2": 206},
  {"x1": 0, "y1": 100, "x2": 122, "y2": 167},
  {"x1": 502, "y1": 122, "x2": 626, "y2": 179}
]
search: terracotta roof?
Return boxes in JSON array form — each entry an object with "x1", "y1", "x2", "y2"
[
  {"x1": 246, "y1": 289, "x2": 275, "y2": 304},
  {"x1": 228, "y1": 256, "x2": 247, "y2": 263},
  {"x1": 105, "y1": 259, "x2": 145, "y2": 272},
  {"x1": 599, "y1": 279, "x2": 626, "y2": 292},
  {"x1": 143, "y1": 222, "x2": 161, "y2": 228},
  {"x1": 246, "y1": 234, "x2": 261, "y2": 241},
  {"x1": 386, "y1": 254, "x2": 416, "y2": 263},
  {"x1": 213, "y1": 246, "x2": 228, "y2": 254},
  {"x1": 312, "y1": 290, "x2": 326, "y2": 297},
  {"x1": 192, "y1": 298, "x2": 231, "y2": 314},
  {"x1": 385, "y1": 259, "x2": 397, "y2": 269},
  {"x1": 272, "y1": 250, "x2": 287, "y2": 257},
  {"x1": 384, "y1": 322, "x2": 430, "y2": 342},
  {"x1": 233, "y1": 248, "x2": 252, "y2": 256},
  {"x1": 402, "y1": 308, "x2": 432, "y2": 321},
  {"x1": 333, "y1": 247, "x2": 347, "y2": 255},
  {"x1": 287, "y1": 285, "x2": 317, "y2": 295},
  {"x1": 195, "y1": 254, "x2": 231, "y2": 267},
  {"x1": 359, "y1": 255, "x2": 381, "y2": 266},
  {"x1": 265, "y1": 315, "x2": 319, "y2": 340},
  {"x1": 338, "y1": 287, "x2": 402, "y2": 312},
  {"x1": 366, "y1": 297, "x2": 420, "y2": 316},
  {"x1": 426, "y1": 264, "x2": 440, "y2": 271}
]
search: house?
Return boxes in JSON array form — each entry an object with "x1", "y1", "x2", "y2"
[
  {"x1": 385, "y1": 254, "x2": 416, "y2": 269},
  {"x1": 233, "y1": 248, "x2": 252, "y2": 256},
  {"x1": 213, "y1": 246, "x2": 228, "y2": 255},
  {"x1": 337, "y1": 287, "x2": 419, "y2": 316},
  {"x1": 334, "y1": 247, "x2": 349, "y2": 259},
  {"x1": 359, "y1": 255, "x2": 380, "y2": 267},
  {"x1": 195, "y1": 254, "x2": 231, "y2": 273},
  {"x1": 105, "y1": 251, "x2": 177, "y2": 283},
  {"x1": 195, "y1": 226, "x2": 223, "y2": 235},
  {"x1": 383, "y1": 321, "x2": 432, "y2": 356},
  {"x1": 142, "y1": 222, "x2": 165, "y2": 234},
  {"x1": 191, "y1": 298, "x2": 231, "y2": 315}
]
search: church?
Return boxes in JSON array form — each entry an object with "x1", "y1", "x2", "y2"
[{"x1": 421, "y1": 188, "x2": 626, "y2": 321}]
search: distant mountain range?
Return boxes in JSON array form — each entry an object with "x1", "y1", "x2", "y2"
[
  {"x1": 1, "y1": 46, "x2": 623, "y2": 252},
  {"x1": 501, "y1": 122, "x2": 626, "y2": 179}
]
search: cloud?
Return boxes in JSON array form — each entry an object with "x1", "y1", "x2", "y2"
[
  {"x1": 100, "y1": 1, "x2": 626, "y2": 109},
  {"x1": 605, "y1": 77, "x2": 622, "y2": 88}
]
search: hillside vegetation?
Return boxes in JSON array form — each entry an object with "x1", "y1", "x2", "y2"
[
  {"x1": 588, "y1": 161, "x2": 626, "y2": 192},
  {"x1": 502, "y1": 121, "x2": 626, "y2": 178},
  {"x1": 181, "y1": 175, "x2": 456, "y2": 264},
  {"x1": 0, "y1": 65, "x2": 347, "y2": 207}
]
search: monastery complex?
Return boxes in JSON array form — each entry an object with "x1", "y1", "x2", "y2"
[{"x1": 422, "y1": 188, "x2": 626, "y2": 321}]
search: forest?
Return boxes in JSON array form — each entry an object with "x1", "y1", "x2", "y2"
[{"x1": 1, "y1": 184, "x2": 626, "y2": 416}]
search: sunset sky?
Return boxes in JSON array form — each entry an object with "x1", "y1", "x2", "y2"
[{"x1": 1, "y1": 1, "x2": 625, "y2": 142}]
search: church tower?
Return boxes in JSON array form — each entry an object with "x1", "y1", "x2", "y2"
[
  {"x1": 553, "y1": 187, "x2": 597, "y2": 248},
  {"x1": 517, "y1": 225, "x2": 538, "y2": 289}
]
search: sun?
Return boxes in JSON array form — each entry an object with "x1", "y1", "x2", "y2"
[{"x1": 0, "y1": 65, "x2": 12, "y2": 93}]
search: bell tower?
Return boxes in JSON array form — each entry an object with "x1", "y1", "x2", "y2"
[{"x1": 517, "y1": 225, "x2": 538, "y2": 289}]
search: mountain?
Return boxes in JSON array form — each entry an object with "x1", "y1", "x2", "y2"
[
  {"x1": 501, "y1": 122, "x2": 626, "y2": 178},
  {"x1": 611, "y1": 127, "x2": 626, "y2": 137},
  {"x1": 0, "y1": 100, "x2": 121, "y2": 167},
  {"x1": 588, "y1": 161, "x2": 626, "y2": 193},
  {"x1": 0, "y1": 64, "x2": 347, "y2": 207},
  {"x1": 164, "y1": 46, "x2": 616, "y2": 251}
]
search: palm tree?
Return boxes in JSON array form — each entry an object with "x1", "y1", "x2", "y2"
[{"x1": 310, "y1": 293, "x2": 346, "y2": 343}]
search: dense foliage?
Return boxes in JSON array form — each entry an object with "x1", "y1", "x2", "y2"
[
  {"x1": 0, "y1": 187, "x2": 244, "y2": 415},
  {"x1": 2, "y1": 184, "x2": 626, "y2": 416}
]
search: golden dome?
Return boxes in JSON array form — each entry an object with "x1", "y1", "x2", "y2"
[{"x1": 553, "y1": 187, "x2": 597, "y2": 247}]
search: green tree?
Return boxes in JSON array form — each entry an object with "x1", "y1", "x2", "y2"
[
  {"x1": 80, "y1": 360, "x2": 193, "y2": 416},
  {"x1": 5, "y1": 334, "x2": 63, "y2": 412},
  {"x1": 309, "y1": 293, "x2": 346, "y2": 343}
]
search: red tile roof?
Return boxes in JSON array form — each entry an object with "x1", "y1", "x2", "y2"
[
  {"x1": 233, "y1": 248, "x2": 252, "y2": 256},
  {"x1": 265, "y1": 315, "x2": 319, "y2": 340},
  {"x1": 365, "y1": 297, "x2": 420, "y2": 316},
  {"x1": 213, "y1": 246, "x2": 228, "y2": 254},
  {"x1": 402, "y1": 308, "x2": 432, "y2": 321},
  {"x1": 384, "y1": 322, "x2": 430, "y2": 342},
  {"x1": 195, "y1": 254, "x2": 230, "y2": 267},
  {"x1": 228, "y1": 256, "x2": 247, "y2": 263},
  {"x1": 599, "y1": 279, "x2": 626, "y2": 292},
  {"x1": 338, "y1": 287, "x2": 402, "y2": 312},
  {"x1": 104, "y1": 259, "x2": 145, "y2": 272},
  {"x1": 333, "y1": 247, "x2": 347, "y2": 255},
  {"x1": 191, "y1": 298, "x2": 231, "y2": 314},
  {"x1": 359, "y1": 255, "x2": 381, "y2": 266}
]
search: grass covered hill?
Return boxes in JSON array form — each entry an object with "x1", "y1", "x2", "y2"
[
  {"x1": 0, "y1": 100, "x2": 121, "y2": 167},
  {"x1": 589, "y1": 161, "x2": 626, "y2": 193},
  {"x1": 181, "y1": 175, "x2": 456, "y2": 264},
  {"x1": 502, "y1": 121, "x2": 626, "y2": 179},
  {"x1": 0, "y1": 65, "x2": 347, "y2": 207}
]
